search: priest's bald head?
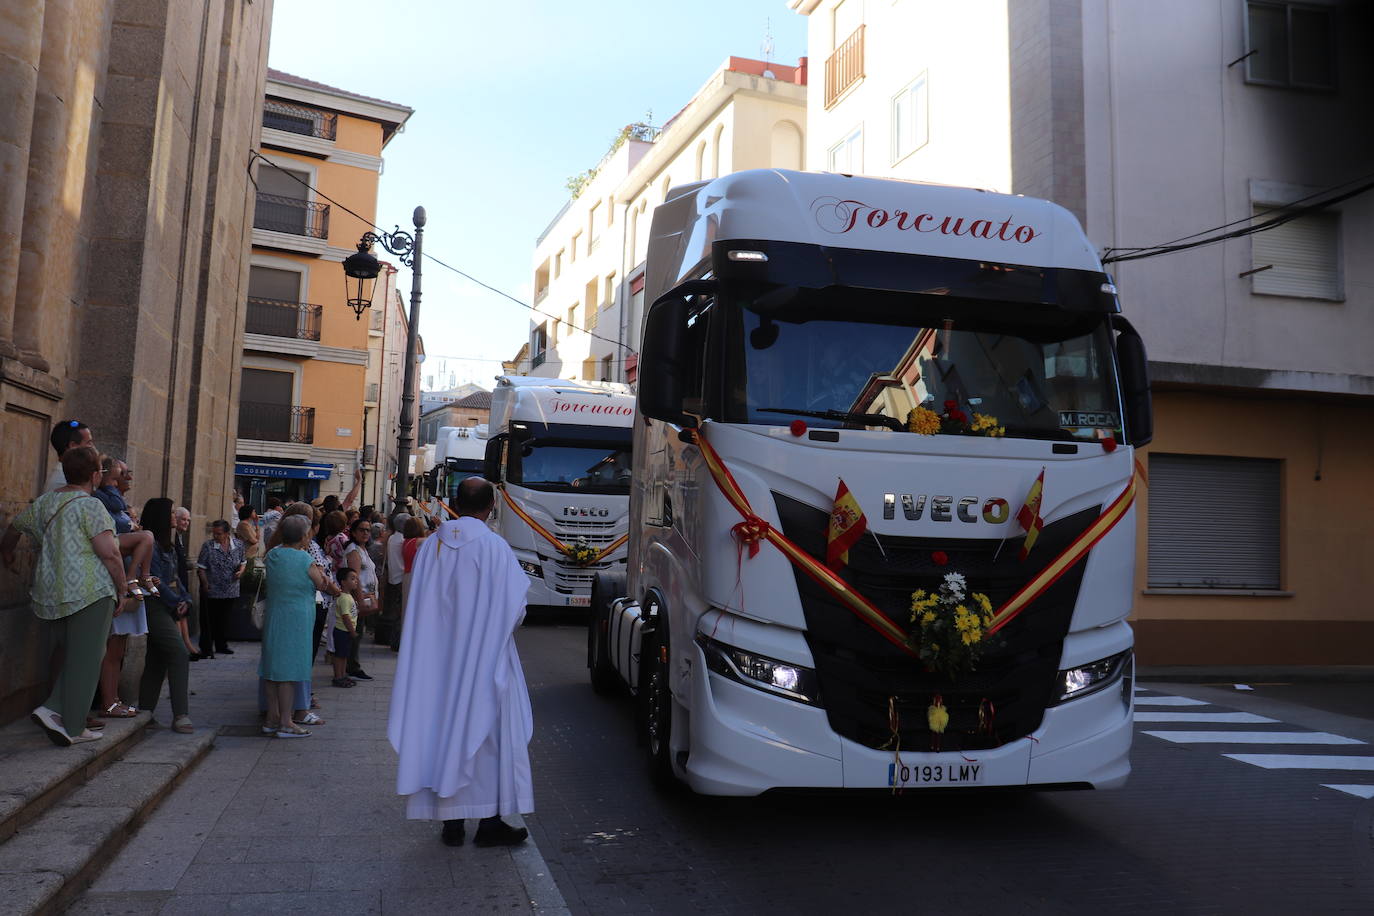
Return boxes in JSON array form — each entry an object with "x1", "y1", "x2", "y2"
[{"x1": 455, "y1": 477, "x2": 495, "y2": 520}]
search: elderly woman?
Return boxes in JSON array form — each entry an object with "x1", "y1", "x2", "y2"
[
  {"x1": 196, "y1": 519, "x2": 245, "y2": 657},
  {"x1": 341, "y1": 518, "x2": 380, "y2": 679},
  {"x1": 12, "y1": 446, "x2": 140, "y2": 746},
  {"x1": 260, "y1": 514, "x2": 330, "y2": 737}
]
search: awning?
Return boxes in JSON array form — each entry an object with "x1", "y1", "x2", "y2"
[{"x1": 234, "y1": 461, "x2": 333, "y2": 481}]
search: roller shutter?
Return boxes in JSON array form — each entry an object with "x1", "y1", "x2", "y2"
[
  {"x1": 1251, "y1": 207, "x2": 1341, "y2": 300},
  {"x1": 1147, "y1": 454, "x2": 1281, "y2": 589}
]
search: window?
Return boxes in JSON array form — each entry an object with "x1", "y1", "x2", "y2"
[
  {"x1": 550, "y1": 318, "x2": 560, "y2": 345},
  {"x1": 554, "y1": 250, "x2": 563, "y2": 279},
  {"x1": 567, "y1": 304, "x2": 577, "y2": 332},
  {"x1": 1245, "y1": 1, "x2": 1335, "y2": 90},
  {"x1": 1250, "y1": 205, "x2": 1341, "y2": 299},
  {"x1": 589, "y1": 202, "x2": 601, "y2": 252},
  {"x1": 603, "y1": 272, "x2": 616, "y2": 309},
  {"x1": 892, "y1": 72, "x2": 929, "y2": 163},
  {"x1": 1147, "y1": 454, "x2": 1280, "y2": 590},
  {"x1": 601, "y1": 354, "x2": 614, "y2": 381},
  {"x1": 532, "y1": 323, "x2": 548, "y2": 368},
  {"x1": 585, "y1": 278, "x2": 600, "y2": 330},
  {"x1": 827, "y1": 126, "x2": 863, "y2": 173},
  {"x1": 571, "y1": 232, "x2": 581, "y2": 262}
]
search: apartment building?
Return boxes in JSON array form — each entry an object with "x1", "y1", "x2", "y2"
[
  {"x1": 236, "y1": 69, "x2": 412, "y2": 510},
  {"x1": 526, "y1": 56, "x2": 808, "y2": 383},
  {"x1": 791, "y1": 0, "x2": 1374, "y2": 664}
]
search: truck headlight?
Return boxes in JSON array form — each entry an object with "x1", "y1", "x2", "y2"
[
  {"x1": 1052, "y1": 650, "x2": 1132, "y2": 704},
  {"x1": 696, "y1": 634, "x2": 820, "y2": 705},
  {"x1": 518, "y1": 560, "x2": 543, "y2": 579}
]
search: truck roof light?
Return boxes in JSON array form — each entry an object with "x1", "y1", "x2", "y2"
[
  {"x1": 727, "y1": 250, "x2": 768, "y2": 262},
  {"x1": 1100, "y1": 282, "x2": 1118, "y2": 295}
]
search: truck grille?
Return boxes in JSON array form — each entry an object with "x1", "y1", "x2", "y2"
[
  {"x1": 772, "y1": 493, "x2": 1099, "y2": 753},
  {"x1": 554, "y1": 518, "x2": 621, "y2": 546}
]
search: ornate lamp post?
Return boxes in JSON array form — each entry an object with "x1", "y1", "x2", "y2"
[{"x1": 342, "y1": 206, "x2": 426, "y2": 510}]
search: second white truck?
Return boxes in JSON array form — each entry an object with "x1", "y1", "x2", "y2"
[{"x1": 483, "y1": 376, "x2": 635, "y2": 610}]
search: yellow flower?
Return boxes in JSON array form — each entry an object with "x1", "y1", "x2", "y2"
[
  {"x1": 921, "y1": 610, "x2": 936, "y2": 625},
  {"x1": 974, "y1": 593, "x2": 992, "y2": 614},
  {"x1": 927, "y1": 701, "x2": 950, "y2": 734},
  {"x1": 971, "y1": 413, "x2": 1005, "y2": 437},
  {"x1": 907, "y1": 406, "x2": 941, "y2": 435}
]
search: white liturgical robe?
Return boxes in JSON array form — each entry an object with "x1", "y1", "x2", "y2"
[{"x1": 387, "y1": 516, "x2": 534, "y2": 820}]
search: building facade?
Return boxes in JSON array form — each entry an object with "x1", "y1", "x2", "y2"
[
  {"x1": 235, "y1": 69, "x2": 412, "y2": 512},
  {"x1": 418, "y1": 390, "x2": 493, "y2": 446},
  {"x1": 792, "y1": 0, "x2": 1374, "y2": 664},
  {"x1": 527, "y1": 56, "x2": 808, "y2": 384},
  {"x1": 0, "y1": 0, "x2": 273, "y2": 723}
]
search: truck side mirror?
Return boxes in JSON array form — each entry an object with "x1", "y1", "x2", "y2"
[
  {"x1": 1112, "y1": 316, "x2": 1153, "y2": 448},
  {"x1": 637, "y1": 279, "x2": 715, "y2": 428},
  {"x1": 483, "y1": 434, "x2": 506, "y2": 482}
]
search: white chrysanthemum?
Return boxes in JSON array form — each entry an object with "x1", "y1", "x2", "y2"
[{"x1": 943, "y1": 572, "x2": 967, "y2": 597}]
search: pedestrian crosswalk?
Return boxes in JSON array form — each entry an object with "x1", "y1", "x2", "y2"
[{"x1": 1134, "y1": 687, "x2": 1374, "y2": 799}]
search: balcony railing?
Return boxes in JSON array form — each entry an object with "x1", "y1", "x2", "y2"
[
  {"x1": 238, "y1": 402, "x2": 315, "y2": 444},
  {"x1": 262, "y1": 99, "x2": 338, "y2": 140},
  {"x1": 825, "y1": 25, "x2": 865, "y2": 108},
  {"x1": 245, "y1": 296, "x2": 323, "y2": 341},
  {"x1": 531, "y1": 349, "x2": 547, "y2": 369},
  {"x1": 253, "y1": 192, "x2": 330, "y2": 239}
]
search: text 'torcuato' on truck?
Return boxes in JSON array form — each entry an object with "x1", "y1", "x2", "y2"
[{"x1": 588, "y1": 169, "x2": 1152, "y2": 794}]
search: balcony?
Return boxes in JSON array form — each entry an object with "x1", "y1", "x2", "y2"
[
  {"x1": 245, "y1": 296, "x2": 323, "y2": 341},
  {"x1": 262, "y1": 100, "x2": 337, "y2": 141},
  {"x1": 824, "y1": 25, "x2": 865, "y2": 108},
  {"x1": 532, "y1": 349, "x2": 547, "y2": 369},
  {"x1": 253, "y1": 192, "x2": 330, "y2": 239},
  {"x1": 238, "y1": 402, "x2": 315, "y2": 444}
]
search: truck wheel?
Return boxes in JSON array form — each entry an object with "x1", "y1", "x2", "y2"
[
  {"x1": 587, "y1": 574, "x2": 623, "y2": 695},
  {"x1": 639, "y1": 625, "x2": 678, "y2": 789}
]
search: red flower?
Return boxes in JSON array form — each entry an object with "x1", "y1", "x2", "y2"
[
  {"x1": 931, "y1": 550, "x2": 949, "y2": 566},
  {"x1": 943, "y1": 399, "x2": 958, "y2": 412},
  {"x1": 1101, "y1": 436, "x2": 1118, "y2": 453},
  {"x1": 948, "y1": 410, "x2": 968, "y2": 424},
  {"x1": 789, "y1": 419, "x2": 807, "y2": 437}
]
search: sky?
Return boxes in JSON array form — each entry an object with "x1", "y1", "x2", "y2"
[{"x1": 266, "y1": 0, "x2": 808, "y2": 390}]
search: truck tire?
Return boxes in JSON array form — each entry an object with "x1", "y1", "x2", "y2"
[
  {"x1": 639, "y1": 622, "x2": 678, "y2": 789},
  {"x1": 587, "y1": 573, "x2": 624, "y2": 695}
]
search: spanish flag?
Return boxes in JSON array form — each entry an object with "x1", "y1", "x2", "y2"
[
  {"x1": 826, "y1": 479, "x2": 868, "y2": 571},
  {"x1": 1016, "y1": 467, "x2": 1046, "y2": 560}
]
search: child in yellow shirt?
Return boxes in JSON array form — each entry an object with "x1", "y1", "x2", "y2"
[{"x1": 332, "y1": 567, "x2": 359, "y2": 687}]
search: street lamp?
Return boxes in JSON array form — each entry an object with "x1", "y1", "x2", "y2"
[{"x1": 341, "y1": 206, "x2": 426, "y2": 510}]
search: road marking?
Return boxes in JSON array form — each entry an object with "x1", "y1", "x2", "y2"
[
  {"x1": 1225, "y1": 754, "x2": 1374, "y2": 771},
  {"x1": 1132, "y1": 696, "x2": 1209, "y2": 707},
  {"x1": 1133, "y1": 711, "x2": 1277, "y2": 724},
  {"x1": 1143, "y1": 731, "x2": 1365, "y2": 745},
  {"x1": 1323, "y1": 784, "x2": 1374, "y2": 799}
]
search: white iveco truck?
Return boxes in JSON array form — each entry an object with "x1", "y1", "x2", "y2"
[
  {"x1": 588, "y1": 169, "x2": 1152, "y2": 794},
  {"x1": 483, "y1": 376, "x2": 635, "y2": 611}
]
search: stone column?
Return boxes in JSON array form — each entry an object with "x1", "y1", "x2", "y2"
[
  {"x1": 0, "y1": 0, "x2": 46, "y2": 361},
  {"x1": 14, "y1": 0, "x2": 79, "y2": 372}
]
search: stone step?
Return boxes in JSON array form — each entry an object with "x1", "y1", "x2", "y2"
[
  {"x1": 0, "y1": 718, "x2": 215, "y2": 916},
  {"x1": 0, "y1": 711, "x2": 151, "y2": 844}
]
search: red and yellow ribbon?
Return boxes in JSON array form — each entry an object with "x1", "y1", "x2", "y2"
[
  {"x1": 499, "y1": 487, "x2": 628, "y2": 565},
  {"x1": 693, "y1": 430, "x2": 915, "y2": 654},
  {"x1": 692, "y1": 428, "x2": 1137, "y2": 654}
]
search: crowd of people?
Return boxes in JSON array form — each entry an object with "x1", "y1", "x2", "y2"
[{"x1": 0, "y1": 418, "x2": 440, "y2": 747}]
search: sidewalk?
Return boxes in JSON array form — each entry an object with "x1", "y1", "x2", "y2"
[{"x1": 66, "y1": 637, "x2": 568, "y2": 915}]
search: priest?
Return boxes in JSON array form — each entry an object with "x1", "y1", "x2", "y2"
[{"x1": 387, "y1": 476, "x2": 533, "y2": 847}]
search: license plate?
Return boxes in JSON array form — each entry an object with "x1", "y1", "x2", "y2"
[
  {"x1": 567, "y1": 595, "x2": 591, "y2": 607},
  {"x1": 887, "y1": 761, "x2": 983, "y2": 787}
]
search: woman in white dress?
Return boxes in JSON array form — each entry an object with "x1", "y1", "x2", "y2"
[{"x1": 341, "y1": 518, "x2": 379, "y2": 679}]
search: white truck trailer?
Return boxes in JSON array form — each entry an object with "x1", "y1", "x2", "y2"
[
  {"x1": 483, "y1": 376, "x2": 635, "y2": 610},
  {"x1": 588, "y1": 169, "x2": 1153, "y2": 794}
]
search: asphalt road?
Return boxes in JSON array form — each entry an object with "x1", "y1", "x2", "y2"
[{"x1": 517, "y1": 619, "x2": 1374, "y2": 915}]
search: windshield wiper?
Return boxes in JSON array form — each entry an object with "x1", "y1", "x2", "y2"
[
  {"x1": 757, "y1": 407, "x2": 906, "y2": 432},
  {"x1": 1000, "y1": 425, "x2": 1081, "y2": 442}
]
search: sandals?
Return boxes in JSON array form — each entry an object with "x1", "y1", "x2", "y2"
[
  {"x1": 331, "y1": 677, "x2": 356, "y2": 688},
  {"x1": 275, "y1": 726, "x2": 311, "y2": 739},
  {"x1": 103, "y1": 702, "x2": 138, "y2": 718},
  {"x1": 295, "y1": 712, "x2": 325, "y2": 726},
  {"x1": 172, "y1": 716, "x2": 194, "y2": 734}
]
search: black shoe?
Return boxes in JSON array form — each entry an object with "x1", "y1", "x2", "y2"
[
  {"x1": 473, "y1": 817, "x2": 528, "y2": 847},
  {"x1": 440, "y1": 819, "x2": 465, "y2": 847},
  {"x1": 218, "y1": 646, "x2": 234, "y2": 655},
  {"x1": 348, "y1": 669, "x2": 372, "y2": 680}
]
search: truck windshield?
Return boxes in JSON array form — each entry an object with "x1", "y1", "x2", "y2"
[
  {"x1": 724, "y1": 287, "x2": 1124, "y2": 442},
  {"x1": 511, "y1": 441, "x2": 632, "y2": 493}
]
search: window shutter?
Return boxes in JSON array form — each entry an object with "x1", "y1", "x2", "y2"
[
  {"x1": 1251, "y1": 207, "x2": 1341, "y2": 299},
  {"x1": 1147, "y1": 454, "x2": 1280, "y2": 589}
]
